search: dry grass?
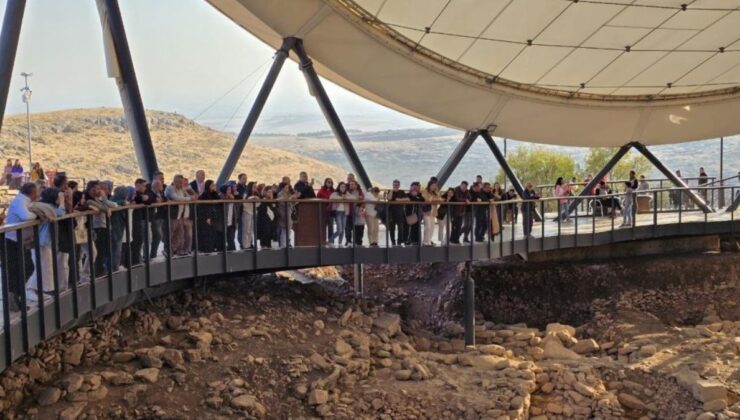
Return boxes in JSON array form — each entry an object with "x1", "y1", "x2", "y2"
[{"x1": 0, "y1": 108, "x2": 348, "y2": 186}]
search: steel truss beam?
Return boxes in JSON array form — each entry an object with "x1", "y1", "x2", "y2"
[
  {"x1": 436, "y1": 130, "x2": 479, "y2": 187},
  {"x1": 216, "y1": 38, "x2": 294, "y2": 186},
  {"x1": 567, "y1": 142, "x2": 712, "y2": 215},
  {"x1": 97, "y1": 0, "x2": 159, "y2": 181},
  {"x1": 479, "y1": 130, "x2": 542, "y2": 222},
  {"x1": 217, "y1": 37, "x2": 373, "y2": 190},
  {"x1": 632, "y1": 142, "x2": 712, "y2": 213},
  {"x1": 293, "y1": 38, "x2": 372, "y2": 190},
  {"x1": 0, "y1": 0, "x2": 27, "y2": 137}
]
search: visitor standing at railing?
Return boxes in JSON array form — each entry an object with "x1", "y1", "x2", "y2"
[
  {"x1": 521, "y1": 182, "x2": 539, "y2": 237},
  {"x1": 330, "y1": 182, "x2": 348, "y2": 246},
  {"x1": 190, "y1": 170, "x2": 207, "y2": 196},
  {"x1": 554, "y1": 177, "x2": 571, "y2": 222},
  {"x1": 235, "y1": 173, "x2": 249, "y2": 250},
  {"x1": 25, "y1": 187, "x2": 65, "y2": 304},
  {"x1": 490, "y1": 183, "x2": 504, "y2": 236},
  {"x1": 53, "y1": 174, "x2": 74, "y2": 287},
  {"x1": 219, "y1": 184, "x2": 238, "y2": 251},
  {"x1": 346, "y1": 181, "x2": 364, "y2": 246},
  {"x1": 148, "y1": 180, "x2": 166, "y2": 259},
  {"x1": 240, "y1": 181, "x2": 257, "y2": 249},
  {"x1": 404, "y1": 182, "x2": 424, "y2": 246},
  {"x1": 84, "y1": 181, "x2": 115, "y2": 276},
  {"x1": 387, "y1": 180, "x2": 407, "y2": 246},
  {"x1": 437, "y1": 188, "x2": 454, "y2": 244},
  {"x1": 3, "y1": 183, "x2": 38, "y2": 310},
  {"x1": 471, "y1": 182, "x2": 487, "y2": 243},
  {"x1": 131, "y1": 179, "x2": 152, "y2": 265},
  {"x1": 421, "y1": 179, "x2": 441, "y2": 246},
  {"x1": 276, "y1": 182, "x2": 299, "y2": 248},
  {"x1": 504, "y1": 187, "x2": 518, "y2": 224},
  {"x1": 10, "y1": 160, "x2": 24, "y2": 190},
  {"x1": 698, "y1": 167, "x2": 709, "y2": 202},
  {"x1": 164, "y1": 175, "x2": 192, "y2": 257},
  {"x1": 2, "y1": 159, "x2": 12, "y2": 186},
  {"x1": 627, "y1": 171, "x2": 639, "y2": 220},
  {"x1": 450, "y1": 181, "x2": 470, "y2": 244},
  {"x1": 316, "y1": 178, "x2": 335, "y2": 244},
  {"x1": 29, "y1": 162, "x2": 45, "y2": 184},
  {"x1": 637, "y1": 175, "x2": 650, "y2": 193},
  {"x1": 620, "y1": 181, "x2": 634, "y2": 228},
  {"x1": 196, "y1": 180, "x2": 220, "y2": 253},
  {"x1": 364, "y1": 186, "x2": 381, "y2": 247},
  {"x1": 109, "y1": 187, "x2": 129, "y2": 271},
  {"x1": 256, "y1": 187, "x2": 276, "y2": 249}
]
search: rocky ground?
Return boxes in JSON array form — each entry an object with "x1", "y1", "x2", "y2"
[{"x1": 0, "y1": 252, "x2": 738, "y2": 419}]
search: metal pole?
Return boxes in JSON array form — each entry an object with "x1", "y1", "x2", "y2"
[
  {"x1": 293, "y1": 38, "x2": 373, "y2": 190},
  {"x1": 632, "y1": 142, "x2": 712, "y2": 213},
  {"x1": 21, "y1": 72, "x2": 32, "y2": 168},
  {"x1": 97, "y1": 0, "x2": 159, "y2": 181},
  {"x1": 353, "y1": 263, "x2": 363, "y2": 296},
  {"x1": 436, "y1": 131, "x2": 479, "y2": 188},
  {"x1": 463, "y1": 261, "x2": 475, "y2": 348},
  {"x1": 719, "y1": 137, "x2": 725, "y2": 208},
  {"x1": 480, "y1": 130, "x2": 542, "y2": 222},
  {"x1": 503, "y1": 138, "x2": 507, "y2": 190},
  {"x1": 0, "y1": 0, "x2": 26, "y2": 136},
  {"x1": 216, "y1": 38, "x2": 294, "y2": 186},
  {"x1": 566, "y1": 143, "x2": 634, "y2": 215}
]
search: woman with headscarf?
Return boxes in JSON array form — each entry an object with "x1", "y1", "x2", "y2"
[
  {"x1": 256, "y1": 187, "x2": 277, "y2": 249},
  {"x1": 30, "y1": 162, "x2": 45, "y2": 183},
  {"x1": 196, "y1": 180, "x2": 220, "y2": 253},
  {"x1": 24, "y1": 187, "x2": 65, "y2": 304},
  {"x1": 10, "y1": 159, "x2": 24, "y2": 189}
]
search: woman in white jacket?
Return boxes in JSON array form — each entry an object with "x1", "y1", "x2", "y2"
[{"x1": 364, "y1": 187, "x2": 381, "y2": 246}]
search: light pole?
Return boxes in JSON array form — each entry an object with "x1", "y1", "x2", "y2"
[{"x1": 20, "y1": 71, "x2": 32, "y2": 169}]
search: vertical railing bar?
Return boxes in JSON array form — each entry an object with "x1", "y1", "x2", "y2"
[
  {"x1": 17, "y1": 230, "x2": 29, "y2": 353},
  {"x1": 574, "y1": 198, "x2": 578, "y2": 247},
  {"x1": 32, "y1": 225, "x2": 46, "y2": 339},
  {"x1": 86, "y1": 214, "x2": 96, "y2": 309},
  {"x1": 105, "y1": 212, "x2": 114, "y2": 302},
  {"x1": 143, "y1": 207, "x2": 151, "y2": 288},
  {"x1": 165, "y1": 210, "x2": 172, "y2": 283},
  {"x1": 317, "y1": 201, "x2": 323, "y2": 265},
  {"x1": 540, "y1": 200, "x2": 545, "y2": 251},
  {"x1": 50, "y1": 222, "x2": 61, "y2": 330},
  {"x1": 222, "y1": 202, "x2": 228, "y2": 272},
  {"x1": 192, "y1": 203, "x2": 199, "y2": 279},
  {"x1": 124, "y1": 208, "x2": 132, "y2": 294},
  {"x1": 0, "y1": 232, "x2": 12, "y2": 366},
  {"x1": 68, "y1": 218, "x2": 79, "y2": 318}
]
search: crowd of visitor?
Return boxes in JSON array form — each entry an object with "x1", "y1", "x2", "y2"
[{"x1": 0, "y1": 164, "x2": 727, "y2": 314}]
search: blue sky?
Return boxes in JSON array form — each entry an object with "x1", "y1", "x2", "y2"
[{"x1": 1, "y1": 0, "x2": 430, "y2": 131}]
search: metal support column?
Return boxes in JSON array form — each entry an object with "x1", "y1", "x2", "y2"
[
  {"x1": 216, "y1": 38, "x2": 294, "y2": 186},
  {"x1": 566, "y1": 143, "x2": 634, "y2": 215},
  {"x1": 293, "y1": 39, "x2": 372, "y2": 190},
  {"x1": 480, "y1": 130, "x2": 542, "y2": 222},
  {"x1": 97, "y1": 0, "x2": 158, "y2": 181},
  {"x1": 436, "y1": 131, "x2": 479, "y2": 187},
  {"x1": 632, "y1": 142, "x2": 712, "y2": 213},
  {"x1": 463, "y1": 261, "x2": 475, "y2": 348},
  {"x1": 353, "y1": 263, "x2": 363, "y2": 297},
  {"x1": 719, "y1": 137, "x2": 725, "y2": 208},
  {"x1": 0, "y1": 0, "x2": 27, "y2": 136}
]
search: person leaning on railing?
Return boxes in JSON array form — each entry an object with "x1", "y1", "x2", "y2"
[
  {"x1": 255, "y1": 186, "x2": 277, "y2": 249},
  {"x1": 404, "y1": 182, "x2": 424, "y2": 246},
  {"x1": 436, "y1": 188, "x2": 455, "y2": 244},
  {"x1": 329, "y1": 182, "x2": 349, "y2": 247},
  {"x1": 421, "y1": 179, "x2": 442, "y2": 246},
  {"x1": 521, "y1": 182, "x2": 540, "y2": 237},
  {"x1": 363, "y1": 186, "x2": 381, "y2": 247},
  {"x1": 3, "y1": 182, "x2": 38, "y2": 311},
  {"x1": 24, "y1": 187, "x2": 66, "y2": 304}
]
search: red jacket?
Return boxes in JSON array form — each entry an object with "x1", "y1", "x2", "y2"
[{"x1": 317, "y1": 186, "x2": 334, "y2": 212}]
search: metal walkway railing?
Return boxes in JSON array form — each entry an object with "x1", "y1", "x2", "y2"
[{"x1": 0, "y1": 185, "x2": 737, "y2": 371}]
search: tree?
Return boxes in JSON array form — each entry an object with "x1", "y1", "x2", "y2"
[
  {"x1": 495, "y1": 147, "x2": 578, "y2": 187},
  {"x1": 582, "y1": 148, "x2": 652, "y2": 182}
]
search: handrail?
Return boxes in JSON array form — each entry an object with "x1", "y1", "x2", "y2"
[{"x1": 1, "y1": 185, "x2": 737, "y2": 234}]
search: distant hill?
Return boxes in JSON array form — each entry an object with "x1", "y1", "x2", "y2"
[{"x1": 0, "y1": 108, "x2": 350, "y2": 186}]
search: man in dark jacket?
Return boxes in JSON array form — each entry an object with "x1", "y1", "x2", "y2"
[
  {"x1": 472, "y1": 182, "x2": 491, "y2": 242},
  {"x1": 294, "y1": 171, "x2": 316, "y2": 199},
  {"x1": 521, "y1": 182, "x2": 539, "y2": 237},
  {"x1": 132, "y1": 178, "x2": 155, "y2": 265},
  {"x1": 388, "y1": 179, "x2": 408, "y2": 246},
  {"x1": 189, "y1": 170, "x2": 206, "y2": 196},
  {"x1": 450, "y1": 181, "x2": 470, "y2": 244},
  {"x1": 235, "y1": 173, "x2": 248, "y2": 249}
]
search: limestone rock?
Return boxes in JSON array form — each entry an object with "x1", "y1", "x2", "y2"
[
  {"x1": 618, "y1": 393, "x2": 647, "y2": 410},
  {"x1": 313, "y1": 320, "x2": 325, "y2": 331},
  {"x1": 373, "y1": 314, "x2": 401, "y2": 337},
  {"x1": 100, "y1": 371, "x2": 134, "y2": 386},
  {"x1": 189, "y1": 331, "x2": 213, "y2": 345},
  {"x1": 59, "y1": 402, "x2": 86, "y2": 420},
  {"x1": 134, "y1": 368, "x2": 160, "y2": 384},
  {"x1": 162, "y1": 349, "x2": 184, "y2": 368},
  {"x1": 572, "y1": 339, "x2": 600, "y2": 354},
  {"x1": 703, "y1": 399, "x2": 727, "y2": 411},
  {"x1": 36, "y1": 387, "x2": 61, "y2": 406},
  {"x1": 335, "y1": 339, "x2": 353, "y2": 357},
  {"x1": 543, "y1": 339, "x2": 581, "y2": 360},
  {"x1": 111, "y1": 351, "x2": 136, "y2": 363},
  {"x1": 691, "y1": 380, "x2": 727, "y2": 403},
  {"x1": 59, "y1": 373, "x2": 84, "y2": 394},
  {"x1": 308, "y1": 389, "x2": 329, "y2": 405},
  {"x1": 546, "y1": 323, "x2": 575, "y2": 337},
  {"x1": 478, "y1": 344, "x2": 506, "y2": 356},
  {"x1": 231, "y1": 394, "x2": 267, "y2": 417},
  {"x1": 63, "y1": 343, "x2": 85, "y2": 366}
]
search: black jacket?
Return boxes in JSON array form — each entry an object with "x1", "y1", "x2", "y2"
[{"x1": 294, "y1": 181, "x2": 316, "y2": 199}]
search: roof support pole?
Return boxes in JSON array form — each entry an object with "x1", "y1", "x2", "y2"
[
  {"x1": 216, "y1": 38, "x2": 294, "y2": 186},
  {"x1": 566, "y1": 143, "x2": 634, "y2": 216},
  {"x1": 436, "y1": 130, "x2": 479, "y2": 188},
  {"x1": 97, "y1": 0, "x2": 158, "y2": 181},
  {"x1": 293, "y1": 38, "x2": 372, "y2": 190},
  {"x1": 0, "y1": 0, "x2": 27, "y2": 137},
  {"x1": 632, "y1": 142, "x2": 712, "y2": 213},
  {"x1": 479, "y1": 130, "x2": 542, "y2": 222}
]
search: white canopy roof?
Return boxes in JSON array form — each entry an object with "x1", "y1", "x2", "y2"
[{"x1": 207, "y1": 0, "x2": 740, "y2": 146}]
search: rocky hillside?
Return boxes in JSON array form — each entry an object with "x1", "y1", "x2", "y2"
[{"x1": 0, "y1": 108, "x2": 349, "y2": 186}]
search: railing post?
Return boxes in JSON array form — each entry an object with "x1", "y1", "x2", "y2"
[
  {"x1": 50, "y1": 222, "x2": 61, "y2": 329},
  {"x1": 0, "y1": 232, "x2": 12, "y2": 367},
  {"x1": 32, "y1": 225, "x2": 46, "y2": 339},
  {"x1": 68, "y1": 218, "x2": 79, "y2": 318},
  {"x1": 105, "y1": 212, "x2": 114, "y2": 302},
  {"x1": 86, "y1": 214, "x2": 96, "y2": 309}
]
